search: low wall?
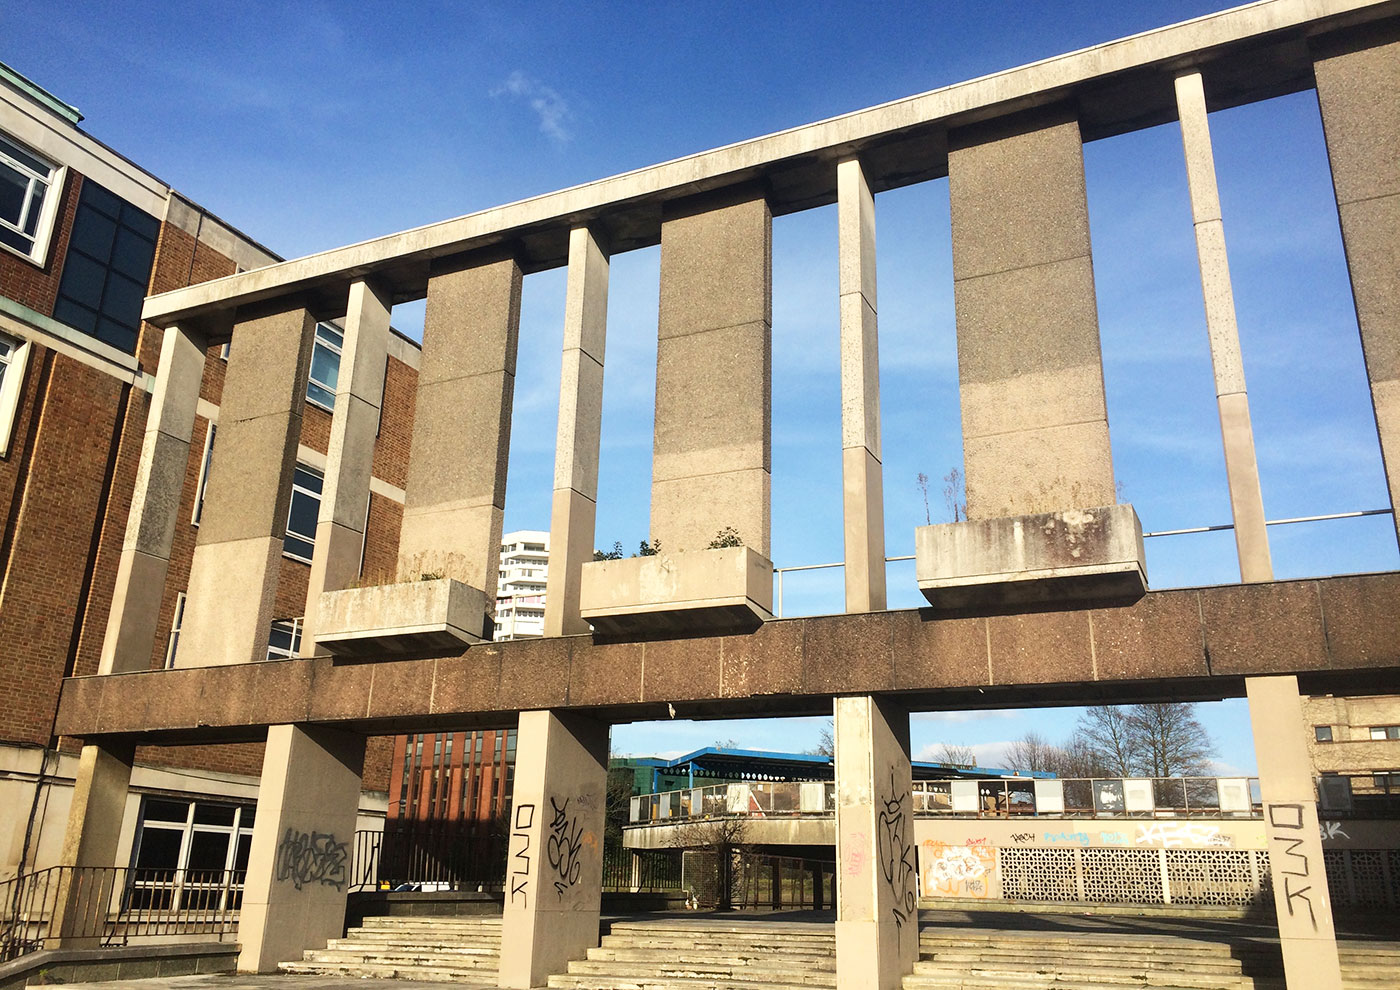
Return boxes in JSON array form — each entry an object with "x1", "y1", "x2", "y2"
[{"x1": 0, "y1": 942, "x2": 237, "y2": 990}]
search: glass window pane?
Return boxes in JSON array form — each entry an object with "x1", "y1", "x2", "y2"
[
  {"x1": 68, "y1": 208, "x2": 116, "y2": 262},
  {"x1": 294, "y1": 465, "x2": 323, "y2": 495},
  {"x1": 268, "y1": 622, "x2": 294, "y2": 653},
  {"x1": 120, "y1": 201, "x2": 161, "y2": 241},
  {"x1": 315, "y1": 324, "x2": 344, "y2": 348},
  {"x1": 0, "y1": 165, "x2": 29, "y2": 226},
  {"x1": 144, "y1": 798, "x2": 191, "y2": 822},
  {"x1": 0, "y1": 224, "x2": 29, "y2": 254},
  {"x1": 192, "y1": 802, "x2": 236, "y2": 826},
  {"x1": 306, "y1": 380, "x2": 335, "y2": 409},
  {"x1": 81, "y1": 181, "x2": 123, "y2": 220},
  {"x1": 51, "y1": 297, "x2": 98, "y2": 334},
  {"x1": 0, "y1": 136, "x2": 53, "y2": 177},
  {"x1": 95, "y1": 314, "x2": 139, "y2": 354},
  {"x1": 101, "y1": 271, "x2": 146, "y2": 327},
  {"x1": 309, "y1": 344, "x2": 340, "y2": 394},
  {"x1": 187, "y1": 830, "x2": 231, "y2": 872},
  {"x1": 287, "y1": 490, "x2": 317, "y2": 540},
  {"x1": 22, "y1": 183, "x2": 45, "y2": 235},
  {"x1": 134, "y1": 826, "x2": 183, "y2": 869},
  {"x1": 58, "y1": 251, "x2": 106, "y2": 310},
  {"x1": 110, "y1": 225, "x2": 156, "y2": 283},
  {"x1": 234, "y1": 832, "x2": 252, "y2": 872}
]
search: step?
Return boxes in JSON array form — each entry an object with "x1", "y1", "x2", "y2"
[
  {"x1": 912, "y1": 961, "x2": 1261, "y2": 990},
  {"x1": 302, "y1": 949, "x2": 499, "y2": 969},
  {"x1": 567, "y1": 959, "x2": 836, "y2": 983},
  {"x1": 278, "y1": 960, "x2": 499, "y2": 982},
  {"x1": 902, "y1": 978, "x2": 1284, "y2": 990},
  {"x1": 549, "y1": 975, "x2": 825, "y2": 990},
  {"x1": 334, "y1": 933, "x2": 503, "y2": 947},
  {"x1": 589, "y1": 947, "x2": 834, "y2": 966},
  {"x1": 916, "y1": 954, "x2": 1249, "y2": 978},
  {"x1": 600, "y1": 938, "x2": 834, "y2": 957}
]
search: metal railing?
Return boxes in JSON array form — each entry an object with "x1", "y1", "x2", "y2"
[
  {"x1": 0, "y1": 866, "x2": 243, "y2": 963},
  {"x1": 350, "y1": 826, "x2": 505, "y2": 892},
  {"x1": 1318, "y1": 772, "x2": 1400, "y2": 817},
  {"x1": 628, "y1": 776, "x2": 1263, "y2": 824},
  {"x1": 770, "y1": 507, "x2": 1393, "y2": 617},
  {"x1": 600, "y1": 848, "x2": 683, "y2": 892}
]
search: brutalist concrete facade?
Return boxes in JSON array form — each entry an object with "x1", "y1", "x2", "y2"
[{"x1": 49, "y1": 3, "x2": 1400, "y2": 989}]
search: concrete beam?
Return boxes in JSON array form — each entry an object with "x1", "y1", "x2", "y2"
[
  {"x1": 53, "y1": 573, "x2": 1400, "y2": 742},
  {"x1": 140, "y1": 1, "x2": 1398, "y2": 331}
]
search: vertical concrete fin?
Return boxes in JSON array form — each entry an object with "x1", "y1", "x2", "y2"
[
  {"x1": 302, "y1": 279, "x2": 392, "y2": 653},
  {"x1": 100, "y1": 324, "x2": 207, "y2": 674},
  {"x1": 838, "y1": 159, "x2": 886, "y2": 612},
  {"x1": 546, "y1": 227, "x2": 609, "y2": 637},
  {"x1": 1175, "y1": 72, "x2": 1272, "y2": 582}
]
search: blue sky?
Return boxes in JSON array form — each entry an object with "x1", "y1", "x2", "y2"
[{"x1": 11, "y1": 2, "x2": 1396, "y2": 776}]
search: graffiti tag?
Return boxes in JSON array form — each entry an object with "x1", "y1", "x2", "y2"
[
  {"x1": 877, "y1": 770, "x2": 916, "y2": 928},
  {"x1": 546, "y1": 796, "x2": 584, "y2": 898},
  {"x1": 275, "y1": 829, "x2": 348, "y2": 891},
  {"x1": 510, "y1": 803, "x2": 535, "y2": 907}
]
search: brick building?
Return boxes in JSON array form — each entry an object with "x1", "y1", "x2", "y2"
[{"x1": 0, "y1": 61, "x2": 428, "y2": 882}]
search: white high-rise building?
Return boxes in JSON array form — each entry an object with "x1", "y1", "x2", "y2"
[{"x1": 495, "y1": 530, "x2": 550, "y2": 640}]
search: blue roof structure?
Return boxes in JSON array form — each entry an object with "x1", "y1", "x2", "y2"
[{"x1": 637, "y1": 746, "x2": 1052, "y2": 787}]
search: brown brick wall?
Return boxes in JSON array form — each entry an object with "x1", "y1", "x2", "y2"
[
  {"x1": 0, "y1": 350, "x2": 124, "y2": 744},
  {"x1": 363, "y1": 493, "x2": 403, "y2": 582},
  {"x1": 372, "y1": 356, "x2": 416, "y2": 489},
  {"x1": 0, "y1": 170, "x2": 80, "y2": 317}
]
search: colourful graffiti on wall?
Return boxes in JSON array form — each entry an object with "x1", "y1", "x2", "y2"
[{"x1": 919, "y1": 840, "x2": 997, "y2": 899}]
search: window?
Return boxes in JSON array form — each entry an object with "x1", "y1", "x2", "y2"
[
  {"x1": 0, "y1": 333, "x2": 32, "y2": 456},
  {"x1": 52, "y1": 180, "x2": 159, "y2": 354},
  {"x1": 1370, "y1": 726, "x2": 1400, "y2": 741},
  {"x1": 1373, "y1": 772, "x2": 1400, "y2": 792},
  {"x1": 267, "y1": 617, "x2": 303, "y2": 660},
  {"x1": 306, "y1": 323, "x2": 343, "y2": 410},
  {"x1": 283, "y1": 464, "x2": 323, "y2": 562},
  {"x1": 165, "y1": 592, "x2": 187, "y2": 669},
  {"x1": 1315, "y1": 726, "x2": 1333, "y2": 743},
  {"x1": 129, "y1": 797, "x2": 254, "y2": 911},
  {"x1": 0, "y1": 133, "x2": 61, "y2": 264},
  {"x1": 191, "y1": 422, "x2": 215, "y2": 525}
]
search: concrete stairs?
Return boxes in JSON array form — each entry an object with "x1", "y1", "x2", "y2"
[
  {"x1": 547, "y1": 919, "x2": 837, "y2": 990},
  {"x1": 903, "y1": 928, "x2": 1400, "y2": 990},
  {"x1": 277, "y1": 915, "x2": 500, "y2": 981}
]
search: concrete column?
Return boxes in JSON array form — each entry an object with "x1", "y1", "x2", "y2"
[
  {"x1": 1175, "y1": 72, "x2": 1273, "y2": 582},
  {"x1": 653, "y1": 186, "x2": 772, "y2": 554},
  {"x1": 834, "y1": 696, "x2": 917, "y2": 990},
  {"x1": 50, "y1": 742, "x2": 134, "y2": 946},
  {"x1": 100, "y1": 325, "x2": 207, "y2": 673},
  {"x1": 1313, "y1": 33, "x2": 1400, "y2": 549},
  {"x1": 838, "y1": 159, "x2": 886, "y2": 613},
  {"x1": 238, "y1": 724, "x2": 366, "y2": 973},
  {"x1": 397, "y1": 252, "x2": 521, "y2": 596},
  {"x1": 177, "y1": 302, "x2": 316, "y2": 667},
  {"x1": 1245, "y1": 676, "x2": 1342, "y2": 990},
  {"x1": 947, "y1": 108, "x2": 1115, "y2": 519},
  {"x1": 301, "y1": 280, "x2": 391, "y2": 654},
  {"x1": 544, "y1": 227, "x2": 608, "y2": 637},
  {"x1": 499, "y1": 710, "x2": 609, "y2": 988}
]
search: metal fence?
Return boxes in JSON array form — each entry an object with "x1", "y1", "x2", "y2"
[
  {"x1": 629, "y1": 776, "x2": 1263, "y2": 824},
  {"x1": 601, "y1": 848, "x2": 683, "y2": 892},
  {"x1": 681, "y1": 850, "x2": 834, "y2": 911},
  {"x1": 0, "y1": 866, "x2": 243, "y2": 963},
  {"x1": 350, "y1": 826, "x2": 506, "y2": 892}
]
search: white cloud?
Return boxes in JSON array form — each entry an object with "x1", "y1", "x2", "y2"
[
  {"x1": 915, "y1": 739, "x2": 1016, "y2": 768},
  {"x1": 911, "y1": 710, "x2": 1019, "y2": 724},
  {"x1": 494, "y1": 71, "x2": 573, "y2": 143}
]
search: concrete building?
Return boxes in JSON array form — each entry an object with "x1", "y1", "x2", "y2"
[
  {"x1": 27, "y1": 3, "x2": 1400, "y2": 990},
  {"x1": 1306, "y1": 693, "x2": 1400, "y2": 813},
  {"x1": 494, "y1": 530, "x2": 549, "y2": 641},
  {"x1": 0, "y1": 60, "x2": 421, "y2": 887}
]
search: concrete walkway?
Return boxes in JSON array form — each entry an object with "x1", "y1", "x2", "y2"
[{"x1": 54, "y1": 978, "x2": 495, "y2": 990}]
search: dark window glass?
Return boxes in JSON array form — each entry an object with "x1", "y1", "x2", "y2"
[
  {"x1": 134, "y1": 826, "x2": 183, "y2": 870},
  {"x1": 0, "y1": 225, "x2": 27, "y2": 253},
  {"x1": 193, "y1": 802, "x2": 236, "y2": 826},
  {"x1": 53, "y1": 180, "x2": 157, "y2": 355},
  {"x1": 187, "y1": 830, "x2": 231, "y2": 872},
  {"x1": 234, "y1": 832, "x2": 252, "y2": 872},
  {"x1": 0, "y1": 165, "x2": 29, "y2": 223},
  {"x1": 144, "y1": 798, "x2": 190, "y2": 822},
  {"x1": 1315, "y1": 726, "x2": 1333, "y2": 742},
  {"x1": 241, "y1": 806, "x2": 255, "y2": 828}
]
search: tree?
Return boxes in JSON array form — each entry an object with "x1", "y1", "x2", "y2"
[
  {"x1": 916, "y1": 472, "x2": 932, "y2": 525},
  {"x1": 668, "y1": 816, "x2": 751, "y2": 911},
  {"x1": 1127, "y1": 702, "x2": 1215, "y2": 777},
  {"x1": 1004, "y1": 732, "x2": 1057, "y2": 774},
  {"x1": 593, "y1": 542, "x2": 624, "y2": 561},
  {"x1": 935, "y1": 743, "x2": 976, "y2": 768},
  {"x1": 804, "y1": 720, "x2": 834, "y2": 757},
  {"x1": 1075, "y1": 705, "x2": 1140, "y2": 776},
  {"x1": 943, "y1": 467, "x2": 966, "y2": 522}
]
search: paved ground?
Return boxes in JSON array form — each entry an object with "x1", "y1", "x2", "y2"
[{"x1": 56, "y1": 978, "x2": 495, "y2": 990}]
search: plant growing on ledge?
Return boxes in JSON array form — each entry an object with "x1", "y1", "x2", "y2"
[
  {"x1": 636, "y1": 538, "x2": 661, "y2": 556},
  {"x1": 707, "y1": 527, "x2": 743, "y2": 548},
  {"x1": 593, "y1": 542, "x2": 625, "y2": 561}
]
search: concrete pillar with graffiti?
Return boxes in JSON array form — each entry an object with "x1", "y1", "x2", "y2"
[
  {"x1": 237, "y1": 725, "x2": 366, "y2": 972},
  {"x1": 499, "y1": 710, "x2": 610, "y2": 989},
  {"x1": 834, "y1": 695, "x2": 918, "y2": 990}
]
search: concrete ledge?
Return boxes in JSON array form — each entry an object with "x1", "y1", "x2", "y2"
[
  {"x1": 580, "y1": 546, "x2": 773, "y2": 636},
  {"x1": 0, "y1": 942, "x2": 238, "y2": 990},
  {"x1": 314, "y1": 579, "x2": 490, "y2": 658},
  {"x1": 916, "y1": 504, "x2": 1147, "y2": 610}
]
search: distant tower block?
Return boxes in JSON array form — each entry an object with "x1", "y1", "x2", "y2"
[
  {"x1": 917, "y1": 108, "x2": 1144, "y2": 609},
  {"x1": 581, "y1": 186, "x2": 774, "y2": 634},
  {"x1": 315, "y1": 251, "x2": 522, "y2": 657}
]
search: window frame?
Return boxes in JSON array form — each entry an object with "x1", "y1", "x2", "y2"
[
  {"x1": 1370, "y1": 726, "x2": 1400, "y2": 741},
  {"x1": 282, "y1": 463, "x2": 323, "y2": 563},
  {"x1": 306, "y1": 322, "x2": 343, "y2": 412},
  {"x1": 1314, "y1": 725, "x2": 1333, "y2": 743},
  {"x1": 266, "y1": 617, "x2": 303, "y2": 661},
  {"x1": 0, "y1": 333, "x2": 33, "y2": 457},
  {"x1": 165, "y1": 592, "x2": 187, "y2": 669},
  {"x1": 191, "y1": 421, "x2": 216, "y2": 525},
  {"x1": 0, "y1": 132, "x2": 64, "y2": 266}
]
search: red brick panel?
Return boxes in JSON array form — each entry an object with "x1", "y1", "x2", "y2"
[
  {"x1": 371, "y1": 356, "x2": 416, "y2": 489},
  {"x1": 0, "y1": 170, "x2": 80, "y2": 316}
]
